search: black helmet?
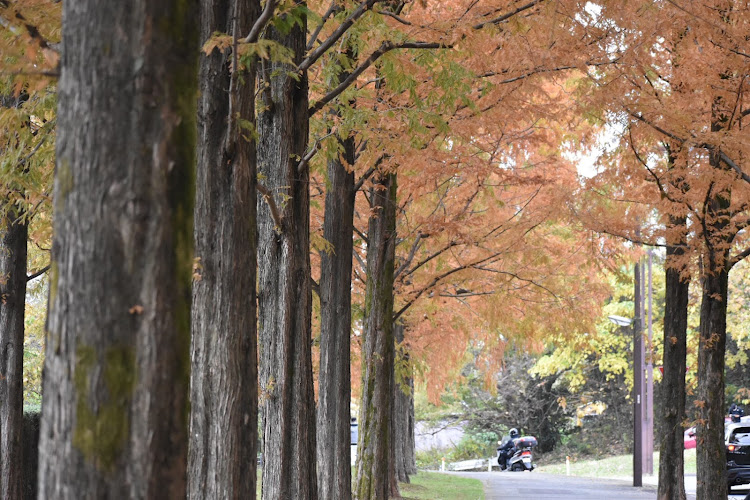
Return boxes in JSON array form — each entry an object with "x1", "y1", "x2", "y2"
[{"x1": 509, "y1": 428, "x2": 519, "y2": 439}]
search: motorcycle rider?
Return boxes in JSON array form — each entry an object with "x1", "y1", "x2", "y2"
[
  {"x1": 729, "y1": 403, "x2": 745, "y2": 423},
  {"x1": 498, "y1": 428, "x2": 519, "y2": 470}
]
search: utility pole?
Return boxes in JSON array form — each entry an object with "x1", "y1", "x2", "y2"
[
  {"x1": 645, "y1": 252, "x2": 654, "y2": 474},
  {"x1": 633, "y1": 260, "x2": 643, "y2": 487}
]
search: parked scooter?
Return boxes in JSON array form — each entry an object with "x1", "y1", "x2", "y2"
[{"x1": 497, "y1": 435, "x2": 537, "y2": 471}]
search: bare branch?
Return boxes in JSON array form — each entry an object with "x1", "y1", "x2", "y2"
[
  {"x1": 297, "y1": 131, "x2": 336, "y2": 173},
  {"x1": 731, "y1": 245, "x2": 750, "y2": 268},
  {"x1": 306, "y1": 0, "x2": 341, "y2": 51},
  {"x1": 394, "y1": 249, "x2": 506, "y2": 321},
  {"x1": 299, "y1": 0, "x2": 380, "y2": 72},
  {"x1": 394, "y1": 233, "x2": 422, "y2": 279},
  {"x1": 27, "y1": 265, "x2": 50, "y2": 282},
  {"x1": 256, "y1": 183, "x2": 283, "y2": 230},
  {"x1": 354, "y1": 153, "x2": 387, "y2": 192},
  {"x1": 309, "y1": 41, "x2": 449, "y2": 116},
  {"x1": 473, "y1": 0, "x2": 544, "y2": 30},
  {"x1": 376, "y1": 9, "x2": 411, "y2": 25},
  {"x1": 353, "y1": 246, "x2": 367, "y2": 272},
  {"x1": 244, "y1": 0, "x2": 278, "y2": 44},
  {"x1": 400, "y1": 241, "x2": 460, "y2": 280}
]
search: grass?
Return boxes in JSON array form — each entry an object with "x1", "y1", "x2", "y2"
[
  {"x1": 538, "y1": 448, "x2": 697, "y2": 478},
  {"x1": 400, "y1": 472, "x2": 485, "y2": 500}
]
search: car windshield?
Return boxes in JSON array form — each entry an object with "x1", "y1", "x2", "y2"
[{"x1": 729, "y1": 427, "x2": 750, "y2": 444}]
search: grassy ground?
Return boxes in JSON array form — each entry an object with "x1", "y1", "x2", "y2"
[
  {"x1": 399, "y1": 472, "x2": 485, "y2": 500},
  {"x1": 538, "y1": 448, "x2": 697, "y2": 477}
]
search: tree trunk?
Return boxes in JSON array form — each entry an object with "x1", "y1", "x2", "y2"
[
  {"x1": 657, "y1": 222, "x2": 689, "y2": 500},
  {"x1": 37, "y1": 1, "x2": 199, "y2": 497},
  {"x1": 317, "y1": 134, "x2": 355, "y2": 499},
  {"x1": 0, "y1": 205, "x2": 28, "y2": 500},
  {"x1": 657, "y1": 149, "x2": 689, "y2": 500},
  {"x1": 392, "y1": 322, "x2": 416, "y2": 484},
  {"x1": 696, "y1": 267, "x2": 729, "y2": 499},
  {"x1": 355, "y1": 173, "x2": 399, "y2": 500},
  {"x1": 256, "y1": 13, "x2": 318, "y2": 500},
  {"x1": 695, "y1": 142, "x2": 732, "y2": 500},
  {"x1": 188, "y1": 1, "x2": 259, "y2": 499}
]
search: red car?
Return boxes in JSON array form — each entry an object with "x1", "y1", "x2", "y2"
[{"x1": 684, "y1": 427, "x2": 696, "y2": 449}]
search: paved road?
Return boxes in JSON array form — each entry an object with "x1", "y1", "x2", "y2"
[{"x1": 452, "y1": 471, "x2": 750, "y2": 499}]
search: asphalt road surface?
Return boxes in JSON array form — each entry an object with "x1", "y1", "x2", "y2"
[{"x1": 453, "y1": 471, "x2": 750, "y2": 499}]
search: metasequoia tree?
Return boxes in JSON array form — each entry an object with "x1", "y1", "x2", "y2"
[
  {"x1": 187, "y1": 0, "x2": 262, "y2": 499},
  {"x1": 355, "y1": 172, "x2": 398, "y2": 500},
  {"x1": 0, "y1": 4, "x2": 58, "y2": 498},
  {"x1": 658, "y1": 146, "x2": 690, "y2": 500},
  {"x1": 37, "y1": 0, "x2": 199, "y2": 497},
  {"x1": 306, "y1": 2, "x2": 624, "y2": 494},
  {"x1": 256, "y1": 5, "x2": 318, "y2": 499},
  {"x1": 571, "y1": 2, "x2": 749, "y2": 498},
  {"x1": 0, "y1": 95, "x2": 28, "y2": 500}
]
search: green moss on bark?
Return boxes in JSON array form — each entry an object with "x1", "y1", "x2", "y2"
[{"x1": 72, "y1": 344, "x2": 136, "y2": 471}]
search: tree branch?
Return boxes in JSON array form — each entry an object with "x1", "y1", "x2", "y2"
[
  {"x1": 298, "y1": 0, "x2": 380, "y2": 72},
  {"x1": 306, "y1": 0, "x2": 341, "y2": 51},
  {"x1": 731, "y1": 245, "x2": 750, "y2": 268},
  {"x1": 297, "y1": 131, "x2": 336, "y2": 173},
  {"x1": 394, "y1": 233, "x2": 422, "y2": 279},
  {"x1": 27, "y1": 265, "x2": 50, "y2": 282},
  {"x1": 472, "y1": 0, "x2": 544, "y2": 30},
  {"x1": 243, "y1": 0, "x2": 278, "y2": 44},
  {"x1": 629, "y1": 110, "x2": 750, "y2": 184},
  {"x1": 400, "y1": 241, "x2": 460, "y2": 280},
  {"x1": 354, "y1": 153, "x2": 387, "y2": 192},
  {"x1": 310, "y1": 276, "x2": 321, "y2": 297},
  {"x1": 394, "y1": 250, "x2": 506, "y2": 321},
  {"x1": 309, "y1": 41, "x2": 449, "y2": 116},
  {"x1": 256, "y1": 183, "x2": 283, "y2": 230}
]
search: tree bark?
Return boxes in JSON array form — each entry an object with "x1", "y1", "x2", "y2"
[
  {"x1": 657, "y1": 222, "x2": 689, "y2": 500},
  {"x1": 188, "y1": 1, "x2": 259, "y2": 499},
  {"x1": 695, "y1": 142, "x2": 732, "y2": 499},
  {"x1": 0, "y1": 205, "x2": 28, "y2": 500},
  {"x1": 657, "y1": 149, "x2": 689, "y2": 500},
  {"x1": 355, "y1": 173, "x2": 399, "y2": 500},
  {"x1": 392, "y1": 322, "x2": 417, "y2": 484},
  {"x1": 317, "y1": 133, "x2": 356, "y2": 499},
  {"x1": 257, "y1": 12, "x2": 318, "y2": 500},
  {"x1": 37, "y1": 1, "x2": 199, "y2": 497}
]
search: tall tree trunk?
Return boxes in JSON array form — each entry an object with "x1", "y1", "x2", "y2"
[
  {"x1": 392, "y1": 322, "x2": 416, "y2": 484},
  {"x1": 696, "y1": 266, "x2": 729, "y2": 499},
  {"x1": 0, "y1": 205, "x2": 28, "y2": 500},
  {"x1": 257, "y1": 12, "x2": 317, "y2": 500},
  {"x1": 657, "y1": 149, "x2": 689, "y2": 500},
  {"x1": 695, "y1": 141, "x2": 732, "y2": 499},
  {"x1": 37, "y1": 1, "x2": 199, "y2": 497},
  {"x1": 355, "y1": 173, "x2": 399, "y2": 500},
  {"x1": 188, "y1": 1, "x2": 259, "y2": 499},
  {"x1": 317, "y1": 134, "x2": 355, "y2": 499}
]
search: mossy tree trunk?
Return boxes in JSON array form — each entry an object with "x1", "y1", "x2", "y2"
[
  {"x1": 355, "y1": 173, "x2": 399, "y2": 500},
  {"x1": 317, "y1": 132, "x2": 355, "y2": 499},
  {"x1": 393, "y1": 322, "x2": 416, "y2": 484},
  {"x1": 188, "y1": 0, "x2": 259, "y2": 499},
  {"x1": 657, "y1": 149, "x2": 689, "y2": 500},
  {"x1": 256, "y1": 12, "x2": 318, "y2": 500},
  {"x1": 37, "y1": 1, "x2": 199, "y2": 497},
  {"x1": 0, "y1": 203, "x2": 28, "y2": 500}
]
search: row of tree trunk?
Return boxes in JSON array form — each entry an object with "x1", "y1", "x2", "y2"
[{"x1": 24, "y1": 1, "x2": 415, "y2": 500}]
